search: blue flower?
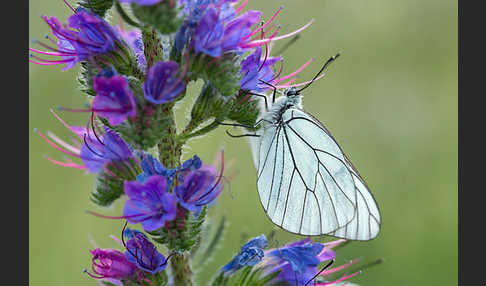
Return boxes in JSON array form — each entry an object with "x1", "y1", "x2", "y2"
[
  {"x1": 124, "y1": 233, "x2": 169, "y2": 274},
  {"x1": 30, "y1": 8, "x2": 122, "y2": 70},
  {"x1": 220, "y1": 234, "x2": 268, "y2": 274},
  {"x1": 240, "y1": 46, "x2": 281, "y2": 92},
  {"x1": 80, "y1": 126, "x2": 134, "y2": 173},
  {"x1": 175, "y1": 164, "x2": 223, "y2": 215},
  {"x1": 263, "y1": 238, "x2": 337, "y2": 285},
  {"x1": 193, "y1": 8, "x2": 225, "y2": 57},
  {"x1": 143, "y1": 61, "x2": 186, "y2": 104},
  {"x1": 136, "y1": 153, "x2": 175, "y2": 183},
  {"x1": 92, "y1": 70, "x2": 137, "y2": 126},
  {"x1": 36, "y1": 112, "x2": 134, "y2": 174},
  {"x1": 122, "y1": 175, "x2": 177, "y2": 231},
  {"x1": 136, "y1": 153, "x2": 202, "y2": 184}
]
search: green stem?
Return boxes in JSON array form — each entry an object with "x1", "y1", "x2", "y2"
[
  {"x1": 142, "y1": 27, "x2": 164, "y2": 69},
  {"x1": 170, "y1": 253, "x2": 194, "y2": 286},
  {"x1": 141, "y1": 25, "x2": 193, "y2": 286},
  {"x1": 156, "y1": 104, "x2": 192, "y2": 286}
]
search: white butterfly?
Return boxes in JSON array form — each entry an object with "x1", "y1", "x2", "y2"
[{"x1": 244, "y1": 55, "x2": 381, "y2": 240}]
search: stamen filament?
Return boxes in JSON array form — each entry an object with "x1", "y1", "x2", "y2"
[{"x1": 242, "y1": 19, "x2": 314, "y2": 48}]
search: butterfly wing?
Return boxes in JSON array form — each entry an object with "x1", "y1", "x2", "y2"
[
  {"x1": 302, "y1": 110, "x2": 382, "y2": 240},
  {"x1": 326, "y1": 154, "x2": 382, "y2": 240},
  {"x1": 256, "y1": 108, "x2": 360, "y2": 236}
]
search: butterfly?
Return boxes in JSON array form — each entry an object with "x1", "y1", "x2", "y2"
[{"x1": 229, "y1": 54, "x2": 381, "y2": 240}]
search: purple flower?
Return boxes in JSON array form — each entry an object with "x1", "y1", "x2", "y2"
[
  {"x1": 123, "y1": 175, "x2": 177, "y2": 231},
  {"x1": 119, "y1": 0, "x2": 163, "y2": 5},
  {"x1": 261, "y1": 239, "x2": 360, "y2": 285},
  {"x1": 175, "y1": 0, "x2": 241, "y2": 55},
  {"x1": 92, "y1": 71, "x2": 137, "y2": 126},
  {"x1": 193, "y1": 8, "x2": 225, "y2": 57},
  {"x1": 85, "y1": 248, "x2": 137, "y2": 280},
  {"x1": 192, "y1": 4, "x2": 261, "y2": 56},
  {"x1": 143, "y1": 61, "x2": 186, "y2": 104},
  {"x1": 175, "y1": 164, "x2": 223, "y2": 214},
  {"x1": 36, "y1": 111, "x2": 133, "y2": 174},
  {"x1": 240, "y1": 46, "x2": 281, "y2": 92},
  {"x1": 124, "y1": 233, "x2": 169, "y2": 273},
  {"x1": 220, "y1": 234, "x2": 268, "y2": 274},
  {"x1": 81, "y1": 126, "x2": 134, "y2": 173},
  {"x1": 220, "y1": 10, "x2": 261, "y2": 52},
  {"x1": 29, "y1": 8, "x2": 122, "y2": 70},
  {"x1": 189, "y1": 3, "x2": 313, "y2": 57}
]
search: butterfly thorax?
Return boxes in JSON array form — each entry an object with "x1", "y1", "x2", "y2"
[{"x1": 262, "y1": 89, "x2": 303, "y2": 125}]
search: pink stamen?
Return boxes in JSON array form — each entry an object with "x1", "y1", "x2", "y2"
[
  {"x1": 36, "y1": 130, "x2": 81, "y2": 158},
  {"x1": 316, "y1": 272, "x2": 360, "y2": 285},
  {"x1": 46, "y1": 157, "x2": 87, "y2": 170},
  {"x1": 244, "y1": 7, "x2": 282, "y2": 40},
  {"x1": 242, "y1": 19, "x2": 314, "y2": 48},
  {"x1": 320, "y1": 258, "x2": 361, "y2": 276},
  {"x1": 276, "y1": 58, "x2": 314, "y2": 83},
  {"x1": 29, "y1": 48, "x2": 66, "y2": 57},
  {"x1": 276, "y1": 73, "x2": 325, "y2": 89},
  {"x1": 29, "y1": 59, "x2": 71, "y2": 66},
  {"x1": 30, "y1": 53, "x2": 73, "y2": 63},
  {"x1": 86, "y1": 210, "x2": 150, "y2": 220},
  {"x1": 235, "y1": 0, "x2": 248, "y2": 14},
  {"x1": 50, "y1": 109, "x2": 84, "y2": 138},
  {"x1": 47, "y1": 131, "x2": 81, "y2": 154},
  {"x1": 275, "y1": 77, "x2": 297, "y2": 87}
]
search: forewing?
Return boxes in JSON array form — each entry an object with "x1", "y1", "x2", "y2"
[{"x1": 257, "y1": 108, "x2": 358, "y2": 235}]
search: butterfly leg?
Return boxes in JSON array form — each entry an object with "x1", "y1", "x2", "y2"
[
  {"x1": 246, "y1": 92, "x2": 269, "y2": 111},
  {"x1": 258, "y1": 79, "x2": 278, "y2": 103},
  {"x1": 225, "y1": 130, "x2": 260, "y2": 138},
  {"x1": 216, "y1": 118, "x2": 271, "y2": 129}
]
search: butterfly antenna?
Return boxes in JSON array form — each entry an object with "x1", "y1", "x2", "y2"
[{"x1": 297, "y1": 53, "x2": 340, "y2": 93}]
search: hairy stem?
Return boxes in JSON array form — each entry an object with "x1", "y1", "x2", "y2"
[{"x1": 170, "y1": 253, "x2": 194, "y2": 286}]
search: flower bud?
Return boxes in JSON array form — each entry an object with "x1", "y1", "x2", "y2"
[{"x1": 87, "y1": 248, "x2": 137, "y2": 280}]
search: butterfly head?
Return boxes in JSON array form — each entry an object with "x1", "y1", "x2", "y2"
[{"x1": 284, "y1": 87, "x2": 301, "y2": 98}]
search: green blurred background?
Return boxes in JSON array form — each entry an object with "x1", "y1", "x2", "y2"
[{"x1": 29, "y1": 0, "x2": 457, "y2": 285}]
